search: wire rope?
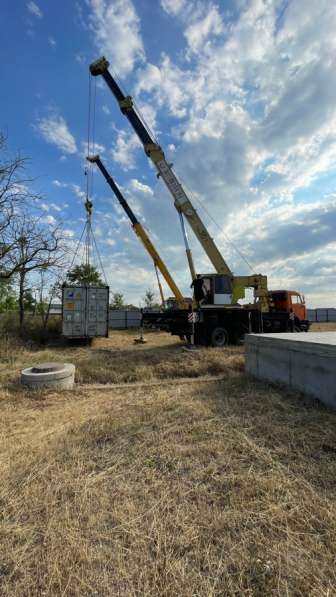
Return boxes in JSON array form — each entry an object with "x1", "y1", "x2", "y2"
[
  {"x1": 175, "y1": 170, "x2": 255, "y2": 272},
  {"x1": 68, "y1": 223, "x2": 87, "y2": 271}
]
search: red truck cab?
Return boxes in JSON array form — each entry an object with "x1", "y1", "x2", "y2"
[{"x1": 268, "y1": 290, "x2": 309, "y2": 330}]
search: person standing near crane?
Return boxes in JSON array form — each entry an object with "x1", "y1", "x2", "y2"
[{"x1": 191, "y1": 275, "x2": 206, "y2": 305}]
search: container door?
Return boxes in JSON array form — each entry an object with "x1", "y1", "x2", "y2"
[
  {"x1": 62, "y1": 287, "x2": 86, "y2": 337},
  {"x1": 87, "y1": 287, "x2": 109, "y2": 337}
]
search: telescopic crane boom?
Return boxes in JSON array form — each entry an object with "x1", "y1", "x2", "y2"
[
  {"x1": 89, "y1": 57, "x2": 269, "y2": 310},
  {"x1": 87, "y1": 154, "x2": 188, "y2": 309},
  {"x1": 89, "y1": 57, "x2": 231, "y2": 282}
]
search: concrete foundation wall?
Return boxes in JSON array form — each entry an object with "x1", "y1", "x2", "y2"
[{"x1": 245, "y1": 332, "x2": 336, "y2": 409}]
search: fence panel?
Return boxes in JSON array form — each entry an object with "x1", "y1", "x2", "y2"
[
  {"x1": 109, "y1": 310, "x2": 142, "y2": 329},
  {"x1": 308, "y1": 308, "x2": 336, "y2": 322}
]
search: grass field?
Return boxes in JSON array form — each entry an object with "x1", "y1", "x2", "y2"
[
  {"x1": 310, "y1": 321, "x2": 336, "y2": 332},
  {"x1": 0, "y1": 329, "x2": 244, "y2": 388},
  {"x1": 1, "y1": 326, "x2": 336, "y2": 595}
]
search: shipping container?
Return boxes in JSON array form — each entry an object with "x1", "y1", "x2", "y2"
[{"x1": 62, "y1": 285, "x2": 109, "y2": 339}]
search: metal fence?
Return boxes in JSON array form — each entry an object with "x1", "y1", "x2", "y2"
[
  {"x1": 32, "y1": 306, "x2": 143, "y2": 329},
  {"x1": 8, "y1": 305, "x2": 336, "y2": 326},
  {"x1": 109, "y1": 309, "x2": 142, "y2": 329},
  {"x1": 307, "y1": 308, "x2": 336, "y2": 322}
]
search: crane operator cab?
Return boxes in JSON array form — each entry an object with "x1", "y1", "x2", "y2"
[{"x1": 195, "y1": 274, "x2": 233, "y2": 306}]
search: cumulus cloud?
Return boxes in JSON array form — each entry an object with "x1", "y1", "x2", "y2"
[
  {"x1": 185, "y1": 5, "x2": 223, "y2": 53},
  {"x1": 27, "y1": 1, "x2": 43, "y2": 18},
  {"x1": 37, "y1": 115, "x2": 77, "y2": 154},
  {"x1": 88, "y1": 0, "x2": 145, "y2": 77},
  {"x1": 136, "y1": 55, "x2": 191, "y2": 118},
  {"x1": 111, "y1": 128, "x2": 141, "y2": 170},
  {"x1": 52, "y1": 179, "x2": 86, "y2": 202},
  {"x1": 52, "y1": 179, "x2": 67, "y2": 188},
  {"x1": 129, "y1": 179, "x2": 154, "y2": 196},
  {"x1": 130, "y1": 0, "x2": 336, "y2": 305}
]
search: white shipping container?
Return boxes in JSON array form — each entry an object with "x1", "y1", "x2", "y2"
[{"x1": 62, "y1": 286, "x2": 109, "y2": 339}]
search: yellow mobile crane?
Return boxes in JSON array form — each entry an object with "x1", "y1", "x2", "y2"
[
  {"x1": 86, "y1": 154, "x2": 188, "y2": 309},
  {"x1": 89, "y1": 57, "x2": 309, "y2": 345},
  {"x1": 89, "y1": 56, "x2": 269, "y2": 311}
]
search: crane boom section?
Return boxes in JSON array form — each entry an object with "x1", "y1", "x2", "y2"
[
  {"x1": 89, "y1": 57, "x2": 232, "y2": 278},
  {"x1": 87, "y1": 155, "x2": 187, "y2": 308}
]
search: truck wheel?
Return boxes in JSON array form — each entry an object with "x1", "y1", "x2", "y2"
[{"x1": 211, "y1": 327, "x2": 229, "y2": 347}]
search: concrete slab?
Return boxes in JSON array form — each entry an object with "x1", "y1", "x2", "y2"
[{"x1": 245, "y1": 332, "x2": 336, "y2": 409}]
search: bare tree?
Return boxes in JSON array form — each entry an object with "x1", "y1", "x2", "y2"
[
  {"x1": 4, "y1": 214, "x2": 67, "y2": 328},
  {"x1": 0, "y1": 133, "x2": 40, "y2": 279}
]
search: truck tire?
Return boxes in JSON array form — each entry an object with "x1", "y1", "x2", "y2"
[{"x1": 211, "y1": 327, "x2": 229, "y2": 347}]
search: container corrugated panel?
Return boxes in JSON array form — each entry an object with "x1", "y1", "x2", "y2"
[{"x1": 62, "y1": 286, "x2": 109, "y2": 338}]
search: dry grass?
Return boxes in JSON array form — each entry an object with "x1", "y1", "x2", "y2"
[
  {"x1": 310, "y1": 321, "x2": 336, "y2": 332},
  {"x1": 1, "y1": 375, "x2": 336, "y2": 595},
  {"x1": 1, "y1": 330, "x2": 336, "y2": 595},
  {"x1": 0, "y1": 329, "x2": 244, "y2": 387}
]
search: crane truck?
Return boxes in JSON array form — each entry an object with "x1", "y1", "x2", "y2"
[{"x1": 89, "y1": 56, "x2": 309, "y2": 345}]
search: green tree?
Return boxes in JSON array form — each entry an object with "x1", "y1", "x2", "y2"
[
  {"x1": 110, "y1": 292, "x2": 125, "y2": 310},
  {"x1": 143, "y1": 288, "x2": 155, "y2": 308},
  {"x1": 66, "y1": 264, "x2": 104, "y2": 287},
  {"x1": 21, "y1": 289, "x2": 36, "y2": 312},
  {"x1": 0, "y1": 279, "x2": 17, "y2": 312}
]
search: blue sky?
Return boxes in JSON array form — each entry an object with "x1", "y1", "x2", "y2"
[{"x1": 1, "y1": 0, "x2": 336, "y2": 307}]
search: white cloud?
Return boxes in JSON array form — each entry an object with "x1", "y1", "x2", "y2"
[
  {"x1": 27, "y1": 1, "x2": 43, "y2": 18},
  {"x1": 130, "y1": 0, "x2": 336, "y2": 306},
  {"x1": 75, "y1": 53, "x2": 86, "y2": 65},
  {"x1": 88, "y1": 0, "x2": 145, "y2": 77},
  {"x1": 52, "y1": 179, "x2": 86, "y2": 203},
  {"x1": 45, "y1": 214, "x2": 57, "y2": 226},
  {"x1": 82, "y1": 141, "x2": 106, "y2": 161},
  {"x1": 129, "y1": 179, "x2": 154, "y2": 196},
  {"x1": 185, "y1": 6, "x2": 223, "y2": 53},
  {"x1": 136, "y1": 55, "x2": 191, "y2": 118},
  {"x1": 50, "y1": 203, "x2": 62, "y2": 212},
  {"x1": 71, "y1": 184, "x2": 86, "y2": 200},
  {"x1": 102, "y1": 104, "x2": 110, "y2": 115},
  {"x1": 52, "y1": 179, "x2": 67, "y2": 188},
  {"x1": 111, "y1": 129, "x2": 141, "y2": 170},
  {"x1": 37, "y1": 114, "x2": 77, "y2": 154},
  {"x1": 160, "y1": 0, "x2": 187, "y2": 16},
  {"x1": 48, "y1": 37, "x2": 56, "y2": 48}
]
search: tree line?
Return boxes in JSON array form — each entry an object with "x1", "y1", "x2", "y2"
[
  {"x1": 0, "y1": 133, "x2": 68, "y2": 329},
  {"x1": 0, "y1": 135, "x2": 160, "y2": 331}
]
